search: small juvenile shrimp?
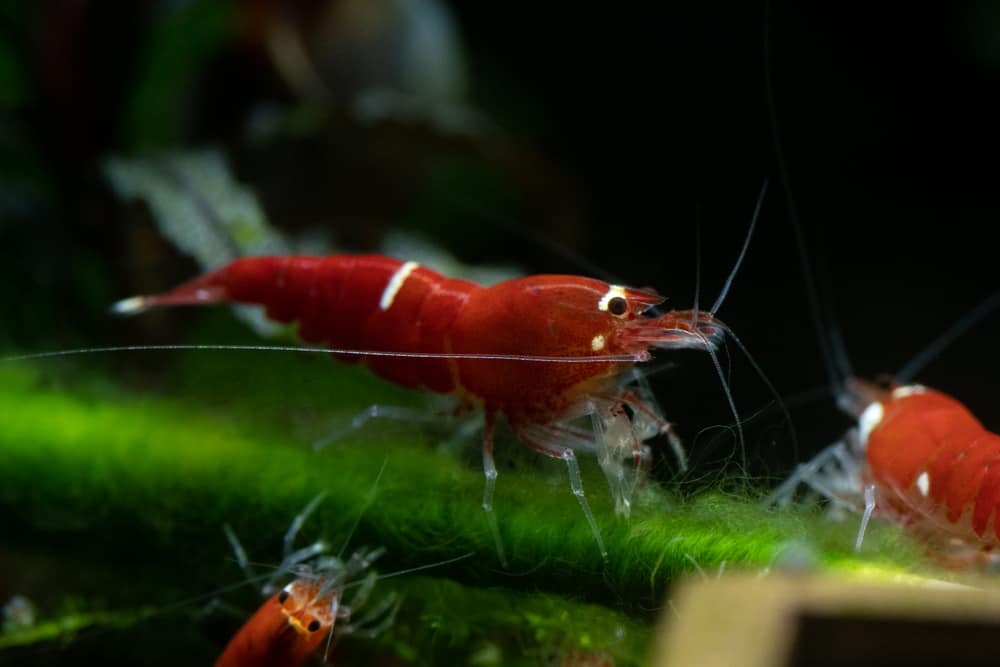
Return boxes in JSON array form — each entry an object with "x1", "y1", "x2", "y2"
[
  {"x1": 214, "y1": 575, "x2": 335, "y2": 667},
  {"x1": 214, "y1": 548, "x2": 389, "y2": 667},
  {"x1": 214, "y1": 493, "x2": 399, "y2": 667}
]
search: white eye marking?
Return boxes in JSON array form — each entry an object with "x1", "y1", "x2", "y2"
[
  {"x1": 891, "y1": 384, "x2": 927, "y2": 399},
  {"x1": 858, "y1": 401, "x2": 884, "y2": 450},
  {"x1": 591, "y1": 335, "x2": 605, "y2": 351},
  {"x1": 916, "y1": 471, "x2": 930, "y2": 497},
  {"x1": 379, "y1": 261, "x2": 420, "y2": 311},
  {"x1": 598, "y1": 285, "x2": 628, "y2": 312}
]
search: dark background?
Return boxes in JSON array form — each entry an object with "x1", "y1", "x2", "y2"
[{"x1": 2, "y1": 1, "x2": 1000, "y2": 481}]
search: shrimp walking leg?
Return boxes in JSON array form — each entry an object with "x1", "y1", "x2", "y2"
[
  {"x1": 763, "y1": 439, "x2": 863, "y2": 512},
  {"x1": 283, "y1": 492, "x2": 326, "y2": 557},
  {"x1": 588, "y1": 392, "x2": 675, "y2": 515},
  {"x1": 480, "y1": 412, "x2": 508, "y2": 567},
  {"x1": 516, "y1": 414, "x2": 633, "y2": 518},
  {"x1": 313, "y1": 405, "x2": 444, "y2": 451},
  {"x1": 513, "y1": 423, "x2": 609, "y2": 559},
  {"x1": 618, "y1": 387, "x2": 681, "y2": 478},
  {"x1": 337, "y1": 588, "x2": 401, "y2": 640},
  {"x1": 225, "y1": 494, "x2": 330, "y2": 596},
  {"x1": 622, "y1": 368, "x2": 686, "y2": 472},
  {"x1": 856, "y1": 484, "x2": 876, "y2": 552},
  {"x1": 589, "y1": 408, "x2": 640, "y2": 517}
]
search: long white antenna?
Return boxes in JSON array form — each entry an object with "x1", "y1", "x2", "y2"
[
  {"x1": 709, "y1": 178, "x2": 768, "y2": 315},
  {"x1": 763, "y1": 0, "x2": 852, "y2": 392},
  {"x1": 2, "y1": 344, "x2": 645, "y2": 365},
  {"x1": 896, "y1": 291, "x2": 1000, "y2": 383}
]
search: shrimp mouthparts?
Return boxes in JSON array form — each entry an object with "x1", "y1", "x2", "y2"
[{"x1": 623, "y1": 310, "x2": 724, "y2": 351}]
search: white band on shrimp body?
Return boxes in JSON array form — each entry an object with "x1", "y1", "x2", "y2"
[
  {"x1": 857, "y1": 401, "x2": 884, "y2": 450},
  {"x1": 380, "y1": 261, "x2": 420, "y2": 311},
  {"x1": 598, "y1": 285, "x2": 628, "y2": 311}
]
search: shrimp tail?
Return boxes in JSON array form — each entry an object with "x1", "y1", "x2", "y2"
[
  {"x1": 110, "y1": 256, "x2": 305, "y2": 316},
  {"x1": 110, "y1": 269, "x2": 231, "y2": 315}
]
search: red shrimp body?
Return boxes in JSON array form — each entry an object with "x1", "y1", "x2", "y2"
[
  {"x1": 858, "y1": 383, "x2": 1000, "y2": 547},
  {"x1": 215, "y1": 578, "x2": 336, "y2": 667},
  {"x1": 119, "y1": 253, "x2": 723, "y2": 551},
  {"x1": 126, "y1": 254, "x2": 716, "y2": 426}
]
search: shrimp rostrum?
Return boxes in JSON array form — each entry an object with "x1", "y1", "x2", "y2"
[{"x1": 114, "y1": 255, "x2": 727, "y2": 558}]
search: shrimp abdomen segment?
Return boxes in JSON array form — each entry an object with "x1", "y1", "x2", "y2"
[
  {"x1": 150, "y1": 255, "x2": 478, "y2": 391},
  {"x1": 943, "y1": 434, "x2": 1000, "y2": 524}
]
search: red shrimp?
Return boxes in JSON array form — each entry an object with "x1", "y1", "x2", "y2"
[
  {"x1": 215, "y1": 550, "x2": 397, "y2": 667},
  {"x1": 763, "y1": 137, "x2": 1000, "y2": 560},
  {"x1": 852, "y1": 379, "x2": 1000, "y2": 550},
  {"x1": 214, "y1": 491, "x2": 401, "y2": 667},
  {"x1": 111, "y1": 254, "x2": 734, "y2": 560},
  {"x1": 214, "y1": 574, "x2": 341, "y2": 667},
  {"x1": 762, "y1": 15, "x2": 1000, "y2": 563},
  {"x1": 771, "y1": 370, "x2": 1000, "y2": 563}
]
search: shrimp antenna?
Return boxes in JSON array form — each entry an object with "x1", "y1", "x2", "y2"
[
  {"x1": 691, "y1": 329, "x2": 747, "y2": 472},
  {"x1": 715, "y1": 320, "x2": 798, "y2": 458},
  {"x1": 345, "y1": 551, "x2": 476, "y2": 587},
  {"x1": 696, "y1": 180, "x2": 784, "y2": 472},
  {"x1": 443, "y1": 192, "x2": 624, "y2": 285},
  {"x1": 125, "y1": 549, "x2": 474, "y2": 643},
  {"x1": 1, "y1": 344, "x2": 644, "y2": 365},
  {"x1": 223, "y1": 523, "x2": 256, "y2": 587},
  {"x1": 284, "y1": 492, "x2": 327, "y2": 558},
  {"x1": 338, "y1": 457, "x2": 388, "y2": 559},
  {"x1": 709, "y1": 178, "x2": 767, "y2": 316},
  {"x1": 690, "y1": 202, "x2": 702, "y2": 329},
  {"x1": 895, "y1": 291, "x2": 1000, "y2": 384},
  {"x1": 763, "y1": 0, "x2": 852, "y2": 393}
]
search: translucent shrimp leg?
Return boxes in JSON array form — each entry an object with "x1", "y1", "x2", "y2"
[
  {"x1": 513, "y1": 423, "x2": 609, "y2": 560},
  {"x1": 313, "y1": 405, "x2": 448, "y2": 451},
  {"x1": 480, "y1": 411, "x2": 508, "y2": 568}
]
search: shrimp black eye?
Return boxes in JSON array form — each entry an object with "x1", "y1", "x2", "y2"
[
  {"x1": 608, "y1": 297, "x2": 628, "y2": 316},
  {"x1": 307, "y1": 619, "x2": 321, "y2": 632},
  {"x1": 278, "y1": 590, "x2": 290, "y2": 603}
]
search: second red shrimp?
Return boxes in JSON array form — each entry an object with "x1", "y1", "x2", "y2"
[
  {"x1": 770, "y1": 366, "x2": 1000, "y2": 565},
  {"x1": 762, "y1": 35, "x2": 1000, "y2": 563}
]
